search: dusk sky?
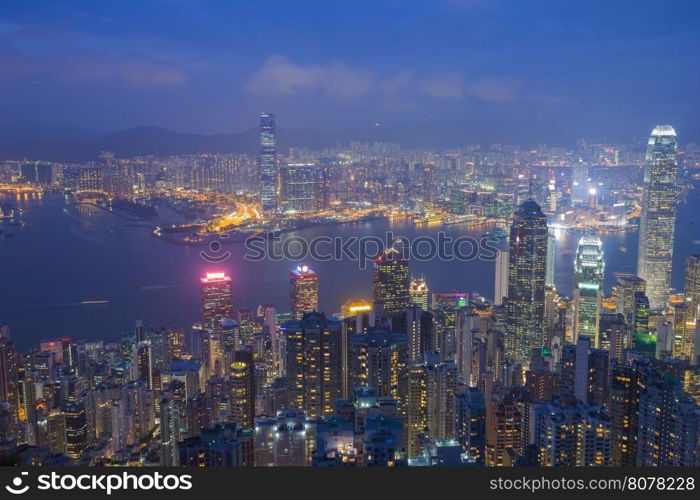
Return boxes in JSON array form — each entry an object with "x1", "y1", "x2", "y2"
[{"x1": 1, "y1": 0, "x2": 699, "y2": 143}]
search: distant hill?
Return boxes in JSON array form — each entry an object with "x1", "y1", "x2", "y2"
[{"x1": 0, "y1": 115, "x2": 580, "y2": 162}]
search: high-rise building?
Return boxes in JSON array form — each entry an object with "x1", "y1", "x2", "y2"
[
  {"x1": 637, "y1": 125, "x2": 678, "y2": 311},
  {"x1": 283, "y1": 312, "x2": 342, "y2": 418},
  {"x1": 631, "y1": 292, "x2": 655, "y2": 358},
  {"x1": 373, "y1": 247, "x2": 410, "y2": 317},
  {"x1": 614, "y1": 275, "x2": 647, "y2": 323},
  {"x1": 200, "y1": 272, "x2": 233, "y2": 332},
  {"x1": 405, "y1": 352, "x2": 457, "y2": 458},
  {"x1": 505, "y1": 201, "x2": 548, "y2": 364},
  {"x1": 259, "y1": 113, "x2": 277, "y2": 214},
  {"x1": 636, "y1": 371, "x2": 698, "y2": 466},
  {"x1": 279, "y1": 163, "x2": 317, "y2": 214},
  {"x1": 347, "y1": 325, "x2": 408, "y2": 405},
  {"x1": 409, "y1": 277, "x2": 429, "y2": 310},
  {"x1": 289, "y1": 265, "x2": 319, "y2": 320},
  {"x1": 494, "y1": 249, "x2": 509, "y2": 306},
  {"x1": 684, "y1": 254, "x2": 700, "y2": 321}
]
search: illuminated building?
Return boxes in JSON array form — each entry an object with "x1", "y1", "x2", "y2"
[
  {"x1": 637, "y1": 125, "x2": 678, "y2": 311},
  {"x1": 614, "y1": 275, "x2": 647, "y2": 320},
  {"x1": 200, "y1": 272, "x2": 233, "y2": 332},
  {"x1": 179, "y1": 423, "x2": 253, "y2": 467},
  {"x1": 282, "y1": 312, "x2": 341, "y2": 418},
  {"x1": 685, "y1": 254, "x2": 700, "y2": 321},
  {"x1": 289, "y1": 265, "x2": 319, "y2": 320},
  {"x1": 279, "y1": 163, "x2": 317, "y2": 214},
  {"x1": 485, "y1": 391, "x2": 523, "y2": 466},
  {"x1": 455, "y1": 387, "x2": 486, "y2": 464},
  {"x1": 505, "y1": 200, "x2": 548, "y2": 364},
  {"x1": 347, "y1": 325, "x2": 408, "y2": 405},
  {"x1": 260, "y1": 113, "x2": 277, "y2": 214},
  {"x1": 254, "y1": 409, "x2": 313, "y2": 466},
  {"x1": 405, "y1": 352, "x2": 457, "y2": 458},
  {"x1": 533, "y1": 404, "x2": 611, "y2": 467},
  {"x1": 609, "y1": 364, "x2": 640, "y2": 466},
  {"x1": 631, "y1": 292, "x2": 655, "y2": 358},
  {"x1": 571, "y1": 236, "x2": 604, "y2": 344},
  {"x1": 636, "y1": 371, "x2": 698, "y2": 466},
  {"x1": 63, "y1": 401, "x2": 87, "y2": 460},
  {"x1": 598, "y1": 313, "x2": 627, "y2": 361},
  {"x1": 230, "y1": 349, "x2": 255, "y2": 429},
  {"x1": 340, "y1": 299, "x2": 372, "y2": 320},
  {"x1": 409, "y1": 277, "x2": 429, "y2": 310},
  {"x1": 373, "y1": 247, "x2": 410, "y2": 318}
]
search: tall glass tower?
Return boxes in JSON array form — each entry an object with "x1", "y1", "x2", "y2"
[
  {"x1": 505, "y1": 200, "x2": 548, "y2": 364},
  {"x1": 572, "y1": 235, "x2": 605, "y2": 344},
  {"x1": 637, "y1": 125, "x2": 678, "y2": 312},
  {"x1": 259, "y1": 112, "x2": 277, "y2": 214},
  {"x1": 373, "y1": 247, "x2": 410, "y2": 317}
]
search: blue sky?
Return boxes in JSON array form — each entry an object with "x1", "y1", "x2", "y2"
[{"x1": 1, "y1": 0, "x2": 699, "y2": 143}]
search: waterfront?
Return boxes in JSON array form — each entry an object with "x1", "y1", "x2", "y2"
[{"x1": 1, "y1": 186, "x2": 698, "y2": 350}]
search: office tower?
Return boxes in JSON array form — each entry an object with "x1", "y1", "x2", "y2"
[
  {"x1": 656, "y1": 320, "x2": 675, "y2": 359},
  {"x1": 134, "y1": 341, "x2": 153, "y2": 390},
  {"x1": 409, "y1": 277, "x2": 429, "y2": 310},
  {"x1": 685, "y1": 254, "x2": 700, "y2": 321},
  {"x1": 236, "y1": 308, "x2": 256, "y2": 348},
  {"x1": 545, "y1": 232, "x2": 555, "y2": 287},
  {"x1": 290, "y1": 265, "x2": 319, "y2": 320},
  {"x1": 230, "y1": 349, "x2": 255, "y2": 428},
  {"x1": 254, "y1": 409, "x2": 312, "y2": 466},
  {"x1": 572, "y1": 236, "x2": 604, "y2": 344},
  {"x1": 505, "y1": 200, "x2": 548, "y2": 364},
  {"x1": 134, "y1": 319, "x2": 144, "y2": 343},
  {"x1": 405, "y1": 353, "x2": 457, "y2": 458},
  {"x1": 636, "y1": 372, "x2": 698, "y2": 466},
  {"x1": 160, "y1": 380, "x2": 188, "y2": 465},
  {"x1": 279, "y1": 163, "x2": 317, "y2": 214},
  {"x1": 283, "y1": 312, "x2": 342, "y2": 418},
  {"x1": 587, "y1": 349, "x2": 609, "y2": 405},
  {"x1": 347, "y1": 325, "x2": 408, "y2": 403},
  {"x1": 614, "y1": 275, "x2": 647, "y2": 320},
  {"x1": 637, "y1": 125, "x2": 679, "y2": 311},
  {"x1": 200, "y1": 272, "x2": 233, "y2": 332},
  {"x1": 494, "y1": 249, "x2": 509, "y2": 306},
  {"x1": 373, "y1": 247, "x2": 410, "y2": 317},
  {"x1": 631, "y1": 292, "x2": 655, "y2": 357},
  {"x1": 672, "y1": 303, "x2": 695, "y2": 360},
  {"x1": 404, "y1": 305, "x2": 430, "y2": 363},
  {"x1": 179, "y1": 423, "x2": 253, "y2": 467},
  {"x1": 259, "y1": 112, "x2": 277, "y2": 214},
  {"x1": 63, "y1": 401, "x2": 87, "y2": 460},
  {"x1": 598, "y1": 313, "x2": 627, "y2": 361},
  {"x1": 455, "y1": 311, "x2": 479, "y2": 386}
]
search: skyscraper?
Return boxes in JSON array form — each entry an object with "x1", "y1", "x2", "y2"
[
  {"x1": 373, "y1": 247, "x2": 410, "y2": 317},
  {"x1": 684, "y1": 254, "x2": 700, "y2": 321},
  {"x1": 200, "y1": 272, "x2": 233, "y2": 332},
  {"x1": 505, "y1": 201, "x2": 548, "y2": 364},
  {"x1": 637, "y1": 125, "x2": 678, "y2": 311},
  {"x1": 282, "y1": 312, "x2": 342, "y2": 419},
  {"x1": 279, "y1": 163, "x2": 317, "y2": 214},
  {"x1": 572, "y1": 236, "x2": 605, "y2": 344},
  {"x1": 259, "y1": 112, "x2": 277, "y2": 214},
  {"x1": 289, "y1": 265, "x2": 319, "y2": 320},
  {"x1": 409, "y1": 277, "x2": 429, "y2": 310}
]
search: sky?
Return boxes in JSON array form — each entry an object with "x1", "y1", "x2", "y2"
[{"x1": 0, "y1": 0, "x2": 699, "y2": 143}]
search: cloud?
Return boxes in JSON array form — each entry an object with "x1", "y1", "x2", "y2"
[
  {"x1": 245, "y1": 56, "x2": 374, "y2": 99},
  {"x1": 463, "y1": 78, "x2": 519, "y2": 101},
  {"x1": 56, "y1": 53, "x2": 187, "y2": 87},
  {"x1": 416, "y1": 73, "x2": 466, "y2": 99},
  {"x1": 0, "y1": 39, "x2": 187, "y2": 87}
]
